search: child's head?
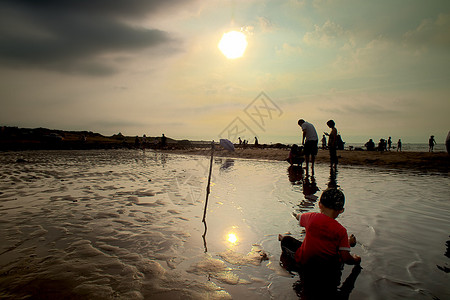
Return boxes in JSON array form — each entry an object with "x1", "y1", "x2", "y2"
[
  {"x1": 326, "y1": 119, "x2": 335, "y2": 128},
  {"x1": 319, "y1": 188, "x2": 345, "y2": 211}
]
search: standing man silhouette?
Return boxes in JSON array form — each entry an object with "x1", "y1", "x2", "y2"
[{"x1": 298, "y1": 119, "x2": 318, "y2": 175}]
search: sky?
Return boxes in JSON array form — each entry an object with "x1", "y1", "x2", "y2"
[{"x1": 1, "y1": 0, "x2": 449, "y2": 144}]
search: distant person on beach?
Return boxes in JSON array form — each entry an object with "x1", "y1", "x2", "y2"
[
  {"x1": 365, "y1": 139, "x2": 375, "y2": 151},
  {"x1": 378, "y1": 139, "x2": 386, "y2": 152},
  {"x1": 336, "y1": 134, "x2": 345, "y2": 150},
  {"x1": 238, "y1": 137, "x2": 242, "y2": 145},
  {"x1": 142, "y1": 134, "x2": 147, "y2": 150},
  {"x1": 446, "y1": 131, "x2": 450, "y2": 154},
  {"x1": 161, "y1": 134, "x2": 167, "y2": 148},
  {"x1": 279, "y1": 188, "x2": 360, "y2": 298},
  {"x1": 254, "y1": 136, "x2": 259, "y2": 146},
  {"x1": 321, "y1": 135, "x2": 327, "y2": 150},
  {"x1": 429, "y1": 135, "x2": 436, "y2": 152},
  {"x1": 387, "y1": 137, "x2": 392, "y2": 151},
  {"x1": 298, "y1": 119, "x2": 318, "y2": 175},
  {"x1": 134, "y1": 136, "x2": 140, "y2": 148},
  {"x1": 397, "y1": 139, "x2": 402, "y2": 152},
  {"x1": 325, "y1": 120, "x2": 338, "y2": 170}
]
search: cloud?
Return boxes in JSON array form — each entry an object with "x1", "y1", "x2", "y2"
[
  {"x1": 0, "y1": 0, "x2": 196, "y2": 75},
  {"x1": 403, "y1": 13, "x2": 450, "y2": 53},
  {"x1": 258, "y1": 17, "x2": 276, "y2": 33},
  {"x1": 276, "y1": 43, "x2": 303, "y2": 56},
  {"x1": 303, "y1": 20, "x2": 345, "y2": 47},
  {"x1": 288, "y1": 0, "x2": 307, "y2": 8},
  {"x1": 331, "y1": 35, "x2": 393, "y2": 75}
]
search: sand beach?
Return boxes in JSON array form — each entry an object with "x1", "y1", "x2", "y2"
[
  {"x1": 164, "y1": 147, "x2": 450, "y2": 174},
  {"x1": 2, "y1": 127, "x2": 448, "y2": 173}
]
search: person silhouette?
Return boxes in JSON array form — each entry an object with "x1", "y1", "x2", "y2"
[
  {"x1": 446, "y1": 131, "x2": 450, "y2": 154},
  {"x1": 326, "y1": 120, "x2": 338, "y2": 170},
  {"x1": 161, "y1": 134, "x2": 167, "y2": 148},
  {"x1": 142, "y1": 134, "x2": 147, "y2": 150},
  {"x1": 134, "y1": 136, "x2": 140, "y2": 148},
  {"x1": 365, "y1": 139, "x2": 375, "y2": 151},
  {"x1": 429, "y1": 135, "x2": 436, "y2": 152},
  {"x1": 298, "y1": 119, "x2": 318, "y2": 175},
  {"x1": 286, "y1": 144, "x2": 304, "y2": 166},
  {"x1": 279, "y1": 188, "x2": 361, "y2": 299},
  {"x1": 377, "y1": 139, "x2": 386, "y2": 152}
]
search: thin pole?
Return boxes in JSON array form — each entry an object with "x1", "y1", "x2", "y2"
[{"x1": 202, "y1": 141, "x2": 214, "y2": 252}]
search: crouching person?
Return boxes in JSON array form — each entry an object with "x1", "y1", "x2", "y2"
[{"x1": 279, "y1": 188, "x2": 361, "y2": 299}]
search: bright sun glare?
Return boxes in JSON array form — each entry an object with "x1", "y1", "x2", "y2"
[
  {"x1": 218, "y1": 31, "x2": 247, "y2": 59},
  {"x1": 227, "y1": 233, "x2": 238, "y2": 244}
]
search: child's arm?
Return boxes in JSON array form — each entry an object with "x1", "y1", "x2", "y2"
[{"x1": 340, "y1": 250, "x2": 361, "y2": 265}]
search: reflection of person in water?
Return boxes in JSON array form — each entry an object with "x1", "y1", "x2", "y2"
[
  {"x1": 302, "y1": 175, "x2": 319, "y2": 199},
  {"x1": 293, "y1": 263, "x2": 362, "y2": 300},
  {"x1": 219, "y1": 158, "x2": 234, "y2": 171},
  {"x1": 279, "y1": 188, "x2": 361, "y2": 299},
  {"x1": 328, "y1": 167, "x2": 338, "y2": 189},
  {"x1": 287, "y1": 165, "x2": 303, "y2": 184}
]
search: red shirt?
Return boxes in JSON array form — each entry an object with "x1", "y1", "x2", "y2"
[{"x1": 295, "y1": 212, "x2": 350, "y2": 264}]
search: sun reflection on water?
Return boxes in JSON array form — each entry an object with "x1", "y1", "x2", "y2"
[{"x1": 227, "y1": 233, "x2": 238, "y2": 245}]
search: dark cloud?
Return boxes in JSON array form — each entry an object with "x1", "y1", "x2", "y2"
[{"x1": 0, "y1": 0, "x2": 194, "y2": 75}]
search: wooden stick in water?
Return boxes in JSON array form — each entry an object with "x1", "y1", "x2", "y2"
[{"x1": 202, "y1": 141, "x2": 214, "y2": 252}]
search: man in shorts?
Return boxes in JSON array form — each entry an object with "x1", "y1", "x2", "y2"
[{"x1": 298, "y1": 119, "x2": 318, "y2": 175}]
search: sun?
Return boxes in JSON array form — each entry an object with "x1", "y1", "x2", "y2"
[{"x1": 218, "y1": 31, "x2": 247, "y2": 59}]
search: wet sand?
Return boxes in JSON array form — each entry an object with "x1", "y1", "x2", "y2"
[{"x1": 163, "y1": 147, "x2": 450, "y2": 173}]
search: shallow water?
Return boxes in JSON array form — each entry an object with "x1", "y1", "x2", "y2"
[{"x1": 0, "y1": 150, "x2": 449, "y2": 299}]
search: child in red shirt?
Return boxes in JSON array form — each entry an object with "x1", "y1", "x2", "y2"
[
  {"x1": 279, "y1": 188, "x2": 360, "y2": 297},
  {"x1": 279, "y1": 187, "x2": 360, "y2": 270}
]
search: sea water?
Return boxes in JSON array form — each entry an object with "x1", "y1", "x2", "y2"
[{"x1": 0, "y1": 150, "x2": 449, "y2": 299}]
